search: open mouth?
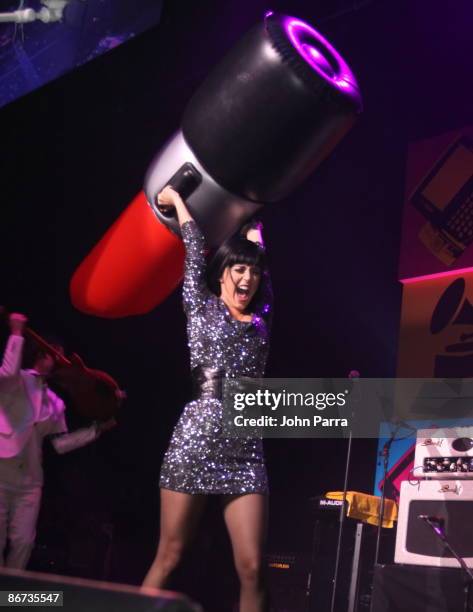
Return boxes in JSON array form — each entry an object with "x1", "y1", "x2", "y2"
[{"x1": 236, "y1": 286, "x2": 250, "y2": 300}]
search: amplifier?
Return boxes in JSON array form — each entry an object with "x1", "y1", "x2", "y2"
[
  {"x1": 413, "y1": 426, "x2": 473, "y2": 478},
  {"x1": 371, "y1": 564, "x2": 471, "y2": 612},
  {"x1": 265, "y1": 552, "x2": 310, "y2": 612},
  {"x1": 395, "y1": 479, "x2": 473, "y2": 568},
  {"x1": 306, "y1": 504, "x2": 390, "y2": 612},
  {"x1": 310, "y1": 495, "x2": 346, "y2": 519}
]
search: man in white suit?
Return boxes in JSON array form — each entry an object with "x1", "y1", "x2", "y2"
[{"x1": 0, "y1": 313, "x2": 115, "y2": 569}]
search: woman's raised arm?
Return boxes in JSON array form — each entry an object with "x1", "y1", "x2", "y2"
[{"x1": 157, "y1": 186, "x2": 208, "y2": 314}]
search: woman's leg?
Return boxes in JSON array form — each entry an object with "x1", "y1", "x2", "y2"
[
  {"x1": 223, "y1": 493, "x2": 269, "y2": 612},
  {"x1": 142, "y1": 489, "x2": 206, "y2": 588}
]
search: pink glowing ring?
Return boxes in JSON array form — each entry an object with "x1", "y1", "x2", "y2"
[{"x1": 268, "y1": 14, "x2": 362, "y2": 110}]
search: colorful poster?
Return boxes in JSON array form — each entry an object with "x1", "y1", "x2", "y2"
[{"x1": 398, "y1": 271, "x2": 473, "y2": 377}]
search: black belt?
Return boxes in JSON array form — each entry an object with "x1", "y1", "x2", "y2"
[{"x1": 191, "y1": 366, "x2": 225, "y2": 400}]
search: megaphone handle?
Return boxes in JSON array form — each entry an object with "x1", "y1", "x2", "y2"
[{"x1": 157, "y1": 162, "x2": 202, "y2": 217}]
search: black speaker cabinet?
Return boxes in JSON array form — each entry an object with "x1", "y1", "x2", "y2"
[
  {"x1": 0, "y1": 567, "x2": 201, "y2": 611},
  {"x1": 371, "y1": 564, "x2": 473, "y2": 612},
  {"x1": 307, "y1": 516, "x2": 393, "y2": 612},
  {"x1": 266, "y1": 552, "x2": 310, "y2": 612}
]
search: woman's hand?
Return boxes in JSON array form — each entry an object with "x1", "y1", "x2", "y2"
[
  {"x1": 244, "y1": 221, "x2": 264, "y2": 248},
  {"x1": 156, "y1": 185, "x2": 182, "y2": 208},
  {"x1": 157, "y1": 185, "x2": 193, "y2": 227}
]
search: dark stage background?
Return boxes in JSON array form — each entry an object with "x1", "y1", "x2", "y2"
[{"x1": 1, "y1": 0, "x2": 473, "y2": 609}]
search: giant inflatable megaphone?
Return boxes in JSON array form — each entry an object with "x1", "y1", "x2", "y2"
[{"x1": 70, "y1": 12, "x2": 362, "y2": 318}]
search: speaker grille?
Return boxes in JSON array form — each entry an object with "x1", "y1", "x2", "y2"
[{"x1": 406, "y1": 500, "x2": 473, "y2": 557}]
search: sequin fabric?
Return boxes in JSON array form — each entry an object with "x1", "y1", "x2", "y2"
[{"x1": 159, "y1": 221, "x2": 272, "y2": 494}]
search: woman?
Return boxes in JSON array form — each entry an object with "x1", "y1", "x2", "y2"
[{"x1": 143, "y1": 186, "x2": 272, "y2": 612}]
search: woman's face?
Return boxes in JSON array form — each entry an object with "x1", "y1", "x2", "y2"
[{"x1": 220, "y1": 263, "x2": 261, "y2": 312}]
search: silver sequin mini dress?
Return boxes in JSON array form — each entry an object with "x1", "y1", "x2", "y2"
[{"x1": 159, "y1": 221, "x2": 272, "y2": 495}]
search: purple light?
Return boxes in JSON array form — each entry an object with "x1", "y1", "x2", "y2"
[
  {"x1": 283, "y1": 17, "x2": 359, "y2": 98},
  {"x1": 302, "y1": 44, "x2": 335, "y2": 78}
]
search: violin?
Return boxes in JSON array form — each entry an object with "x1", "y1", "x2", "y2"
[{"x1": 2, "y1": 309, "x2": 122, "y2": 421}]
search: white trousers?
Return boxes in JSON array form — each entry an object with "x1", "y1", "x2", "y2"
[{"x1": 0, "y1": 485, "x2": 42, "y2": 569}]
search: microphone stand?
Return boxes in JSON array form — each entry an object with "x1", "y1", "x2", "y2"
[
  {"x1": 329, "y1": 371, "x2": 359, "y2": 612},
  {"x1": 419, "y1": 516, "x2": 473, "y2": 612},
  {"x1": 374, "y1": 420, "x2": 415, "y2": 566},
  {"x1": 374, "y1": 425, "x2": 399, "y2": 566},
  {"x1": 329, "y1": 429, "x2": 351, "y2": 612}
]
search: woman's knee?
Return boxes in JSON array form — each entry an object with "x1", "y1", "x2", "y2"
[
  {"x1": 235, "y1": 554, "x2": 264, "y2": 586},
  {"x1": 155, "y1": 538, "x2": 185, "y2": 573}
]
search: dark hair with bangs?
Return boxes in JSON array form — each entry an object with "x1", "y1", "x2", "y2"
[{"x1": 206, "y1": 234, "x2": 268, "y2": 309}]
